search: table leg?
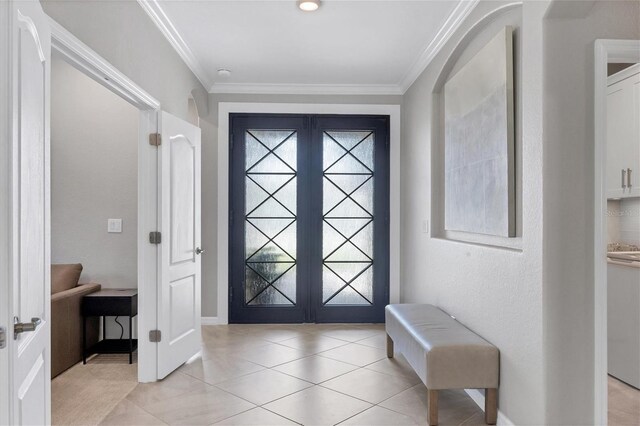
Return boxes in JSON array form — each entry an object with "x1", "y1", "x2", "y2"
[
  {"x1": 82, "y1": 316, "x2": 86, "y2": 364},
  {"x1": 129, "y1": 316, "x2": 133, "y2": 364}
]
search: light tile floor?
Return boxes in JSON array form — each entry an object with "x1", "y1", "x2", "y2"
[
  {"x1": 57, "y1": 324, "x2": 488, "y2": 425},
  {"x1": 52, "y1": 354, "x2": 138, "y2": 425},
  {"x1": 608, "y1": 375, "x2": 640, "y2": 426}
]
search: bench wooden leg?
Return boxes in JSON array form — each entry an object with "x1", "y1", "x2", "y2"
[
  {"x1": 386, "y1": 334, "x2": 394, "y2": 358},
  {"x1": 427, "y1": 389, "x2": 438, "y2": 425},
  {"x1": 485, "y1": 388, "x2": 497, "y2": 425}
]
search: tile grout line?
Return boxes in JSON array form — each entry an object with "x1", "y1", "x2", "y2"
[{"x1": 105, "y1": 325, "x2": 464, "y2": 426}]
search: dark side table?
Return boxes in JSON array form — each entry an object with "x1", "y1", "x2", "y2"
[{"x1": 82, "y1": 289, "x2": 138, "y2": 364}]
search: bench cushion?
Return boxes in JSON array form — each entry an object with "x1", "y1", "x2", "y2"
[{"x1": 386, "y1": 304, "x2": 499, "y2": 390}]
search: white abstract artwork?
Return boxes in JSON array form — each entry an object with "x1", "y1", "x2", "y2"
[{"x1": 444, "y1": 26, "x2": 515, "y2": 237}]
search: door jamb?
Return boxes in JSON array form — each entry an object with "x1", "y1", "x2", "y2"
[
  {"x1": 217, "y1": 103, "x2": 401, "y2": 324},
  {"x1": 1, "y1": 3, "x2": 13, "y2": 423},
  {"x1": 48, "y1": 17, "x2": 161, "y2": 383},
  {"x1": 593, "y1": 39, "x2": 640, "y2": 425}
]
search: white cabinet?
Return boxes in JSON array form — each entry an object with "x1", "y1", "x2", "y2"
[
  {"x1": 607, "y1": 262, "x2": 640, "y2": 389},
  {"x1": 607, "y1": 65, "x2": 640, "y2": 199}
]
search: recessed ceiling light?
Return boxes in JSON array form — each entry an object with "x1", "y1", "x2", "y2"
[
  {"x1": 297, "y1": 0, "x2": 320, "y2": 12},
  {"x1": 217, "y1": 69, "x2": 231, "y2": 77}
]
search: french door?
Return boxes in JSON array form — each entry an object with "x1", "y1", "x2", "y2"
[{"x1": 229, "y1": 114, "x2": 389, "y2": 323}]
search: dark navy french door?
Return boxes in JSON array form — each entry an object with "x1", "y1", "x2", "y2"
[{"x1": 229, "y1": 114, "x2": 389, "y2": 323}]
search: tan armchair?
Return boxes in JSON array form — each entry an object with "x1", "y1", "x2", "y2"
[{"x1": 51, "y1": 264, "x2": 101, "y2": 378}]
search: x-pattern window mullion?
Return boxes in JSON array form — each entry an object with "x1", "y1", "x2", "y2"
[
  {"x1": 246, "y1": 130, "x2": 296, "y2": 174},
  {"x1": 323, "y1": 219, "x2": 373, "y2": 262},
  {"x1": 324, "y1": 172, "x2": 372, "y2": 176},
  {"x1": 248, "y1": 172, "x2": 295, "y2": 175},
  {"x1": 323, "y1": 263, "x2": 373, "y2": 305},
  {"x1": 245, "y1": 262, "x2": 297, "y2": 305},
  {"x1": 245, "y1": 219, "x2": 296, "y2": 262},
  {"x1": 246, "y1": 173, "x2": 296, "y2": 218},
  {"x1": 324, "y1": 132, "x2": 373, "y2": 174},
  {"x1": 323, "y1": 175, "x2": 373, "y2": 218}
]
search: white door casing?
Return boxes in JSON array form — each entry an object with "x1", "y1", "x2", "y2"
[
  {"x1": 157, "y1": 111, "x2": 202, "y2": 379},
  {"x1": 593, "y1": 39, "x2": 640, "y2": 425},
  {"x1": 0, "y1": 1, "x2": 51, "y2": 424}
]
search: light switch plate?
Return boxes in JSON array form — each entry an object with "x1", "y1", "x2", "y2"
[
  {"x1": 422, "y1": 220, "x2": 429, "y2": 234},
  {"x1": 107, "y1": 218, "x2": 122, "y2": 233}
]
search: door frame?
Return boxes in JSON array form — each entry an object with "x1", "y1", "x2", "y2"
[
  {"x1": 1, "y1": 4, "x2": 12, "y2": 423},
  {"x1": 218, "y1": 103, "x2": 401, "y2": 324},
  {"x1": 593, "y1": 39, "x2": 640, "y2": 425},
  {"x1": 48, "y1": 17, "x2": 161, "y2": 383}
]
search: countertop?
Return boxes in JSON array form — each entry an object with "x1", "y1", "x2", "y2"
[{"x1": 608, "y1": 258, "x2": 640, "y2": 269}]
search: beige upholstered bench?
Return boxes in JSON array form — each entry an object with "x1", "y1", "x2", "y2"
[{"x1": 385, "y1": 304, "x2": 499, "y2": 425}]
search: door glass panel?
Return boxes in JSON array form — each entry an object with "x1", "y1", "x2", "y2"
[
  {"x1": 322, "y1": 131, "x2": 374, "y2": 305},
  {"x1": 245, "y1": 130, "x2": 297, "y2": 306}
]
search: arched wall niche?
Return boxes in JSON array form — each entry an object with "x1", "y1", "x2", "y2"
[
  {"x1": 188, "y1": 96, "x2": 200, "y2": 127},
  {"x1": 187, "y1": 87, "x2": 210, "y2": 128},
  {"x1": 430, "y1": 2, "x2": 524, "y2": 248}
]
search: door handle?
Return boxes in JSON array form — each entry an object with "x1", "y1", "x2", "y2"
[
  {"x1": 627, "y1": 168, "x2": 632, "y2": 188},
  {"x1": 14, "y1": 317, "x2": 41, "y2": 339},
  {"x1": 622, "y1": 169, "x2": 627, "y2": 188},
  {"x1": 195, "y1": 247, "x2": 205, "y2": 255}
]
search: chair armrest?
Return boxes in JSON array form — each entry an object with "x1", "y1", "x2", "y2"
[{"x1": 51, "y1": 283, "x2": 101, "y2": 302}]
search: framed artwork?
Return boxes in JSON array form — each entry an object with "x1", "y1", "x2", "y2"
[{"x1": 444, "y1": 26, "x2": 515, "y2": 237}]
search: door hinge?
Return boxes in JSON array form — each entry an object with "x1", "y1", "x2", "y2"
[
  {"x1": 149, "y1": 231, "x2": 162, "y2": 244},
  {"x1": 229, "y1": 286, "x2": 233, "y2": 302},
  {"x1": 149, "y1": 330, "x2": 162, "y2": 342},
  {"x1": 0, "y1": 326, "x2": 5, "y2": 349},
  {"x1": 149, "y1": 133, "x2": 161, "y2": 146}
]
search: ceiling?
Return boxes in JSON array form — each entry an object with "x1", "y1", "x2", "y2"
[{"x1": 139, "y1": 0, "x2": 478, "y2": 94}]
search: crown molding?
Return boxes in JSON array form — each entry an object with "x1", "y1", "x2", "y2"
[
  {"x1": 139, "y1": 0, "x2": 478, "y2": 96},
  {"x1": 209, "y1": 82, "x2": 404, "y2": 96},
  {"x1": 399, "y1": 0, "x2": 479, "y2": 93},
  {"x1": 137, "y1": 0, "x2": 213, "y2": 90}
]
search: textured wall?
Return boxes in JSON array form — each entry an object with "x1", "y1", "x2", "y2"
[
  {"x1": 544, "y1": 2, "x2": 640, "y2": 422},
  {"x1": 401, "y1": 2, "x2": 546, "y2": 423}
]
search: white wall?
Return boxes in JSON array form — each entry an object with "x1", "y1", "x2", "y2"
[
  {"x1": 400, "y1": 2, "x2": 546, "y2": 423},
  {"x1": 51, "y1": 52, "x2": 139, "y2": 337},
  {"x1": 402, "y1": 1, "x2": 640, "y2": 423},
  {"x1": 543, "y1": 1, "x2": 640, "y2": 423}
]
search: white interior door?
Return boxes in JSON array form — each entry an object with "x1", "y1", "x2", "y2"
[
  {"x1": 0, "y1": 0, "x2": 51, "y2": 424},
  {"x1": 157, "y1": 111, "x2": 202, "y2": 379}
]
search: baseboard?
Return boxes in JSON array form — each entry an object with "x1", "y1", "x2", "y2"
[
  {"x1": 201, "y1": 316, "x2": 219, "y2": 325},
  {"x1": 464, "y1": 389, "x2": 514, "y2": 426}
]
